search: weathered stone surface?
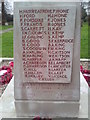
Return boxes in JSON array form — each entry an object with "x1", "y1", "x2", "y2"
[
  {"x1": 14, "y1": 2, "x2": 80, "y2": 117},
  {"x1": 14, "y1": 2, "x2": 80, "y2": 101}
]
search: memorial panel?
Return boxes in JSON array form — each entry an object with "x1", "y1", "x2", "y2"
[{"x1": 19, "y1": 6, "x2": 76, "y2": 83}]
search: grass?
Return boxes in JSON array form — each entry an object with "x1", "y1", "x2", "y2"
[
  {"x1": 0, "y1": 25, "x2": 13, "y2": 30},
  {"x1": 0, "y1": 30, "x2": 13, "y2": 58},
  {"x1": 80, "y1": 22, "x2": 89, "y2": 58},
  {"x1": 0, "y1": 22, "x2": 89, "y2": 58}
]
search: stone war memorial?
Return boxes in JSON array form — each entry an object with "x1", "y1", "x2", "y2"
[{"x1": 14, "y1": 1, "x2": 81, "y2": 118}]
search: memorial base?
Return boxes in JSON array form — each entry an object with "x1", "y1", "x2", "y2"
[{"x1": 15, "y1": 100, "x2": 80, "y2": 118}]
